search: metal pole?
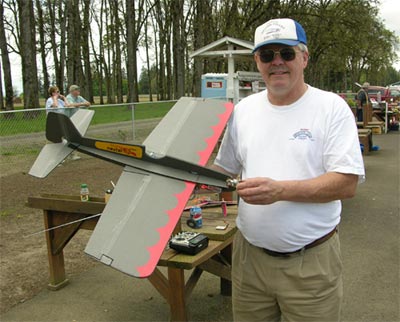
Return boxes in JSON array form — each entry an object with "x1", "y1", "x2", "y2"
[
  {"x1": 131, "y1": 103, "x2": 135, "y2": 141},
  {"x1": 385, "y1": 101, "x2": 388, "y2": 134}
]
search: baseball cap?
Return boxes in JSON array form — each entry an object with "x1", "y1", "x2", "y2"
[
  {"x1": 253, "y1": 18, "x2": 307, "y2": 53},
  {"x1": 69, "y1": 85, "x2": 80, "y2": 92},
  {"x1": 362, "y1": 82, "x2": 370, "y2": 88}
]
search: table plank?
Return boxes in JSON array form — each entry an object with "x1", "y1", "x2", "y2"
[{"x1": 27, "y1": 196, "x2": 104, "y2": 214}]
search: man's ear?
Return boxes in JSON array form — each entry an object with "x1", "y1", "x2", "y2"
[
  {"x1": 254, "y1": 54, "x2": 262, "y2": 71},
  {"x1": 302, "y1": 51, "x2": 309, "y2": 68}
]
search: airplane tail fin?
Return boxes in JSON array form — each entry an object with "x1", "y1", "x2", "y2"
[
  {"x1": 29, "y1": 109, "x2": 94, "y2": 178},
  {"x1": 46, "y1": 111, "x2": 85, "y2": 143}
]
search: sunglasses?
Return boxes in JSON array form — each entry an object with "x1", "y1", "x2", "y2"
[{"x1": 257, "y1": 48, "x2": 300, "y2": 63}]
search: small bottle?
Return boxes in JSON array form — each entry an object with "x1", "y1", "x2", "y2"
[{"x1": 80, "y1": 184, "x2": 89, "y2": 202}]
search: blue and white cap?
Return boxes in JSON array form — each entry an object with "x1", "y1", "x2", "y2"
[{"x1": 253, "y1": 18, "x2": 307, "y2": 53}]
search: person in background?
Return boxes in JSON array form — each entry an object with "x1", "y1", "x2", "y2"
[
  {"x1": 45, "y1": 86, "x2": 71, "y2": 115},
  {"x1": 66, "y1": 85, "x2": 91, "y2": 110},
  {"x1": 213, "y1": 18, "x2": 365, "y2": 321},
  {"x1": 356, "y1": 82, "x2": 370, "y2": 122}
]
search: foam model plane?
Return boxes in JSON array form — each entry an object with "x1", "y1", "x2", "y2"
[{"x1": 29, "y1": 98, "x2": 235, "y2": 278}]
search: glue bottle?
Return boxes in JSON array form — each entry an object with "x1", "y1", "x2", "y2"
[{"x1": 80, "y1": 184, "x2": 89, "y2": 202}]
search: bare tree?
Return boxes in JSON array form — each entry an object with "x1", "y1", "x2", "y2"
[
  {"x1": 81, "y1": 0, "x2": 93, "y2": 102},
  {"x1": 90, "y1": 0, "x2": 105, "y2": 104},
  {"x1": 125, "y1": 0, "x2": 147, "y2": 103},
  {"x1": 110, "y1": 0, "x2": 123, "y2": 103},
  {"x1": 0, "y1": 1, "x2": 14, "y2": 110},
  {"x1": 17, "y1": 0, "x2": 40, "y2": 109},
  {"x1": 35, "y1": 0, "x2": 50, "y2": 97},
  {"x1": 172, "y1": 0, "x2": 185, "y2": 98},
  {"x1": 66, "y1": 0, "x2": 84, "y2": 90}
]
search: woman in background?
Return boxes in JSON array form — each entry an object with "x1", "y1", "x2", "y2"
[{"x1": 45, "y1": 86, "x2": 72, "y2": 116}]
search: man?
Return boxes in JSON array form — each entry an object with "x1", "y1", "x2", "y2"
[
  {"x1": 213, "y1": 18, "x2": 365, "y2": 321},
  {"x1": 65, "y1": 85, "x2": 90, "y2": 161},
  {"x1": 356, "y1": 82, "x2": 370, "y2": 122},
  {"x1": 66, "y1": 85, "x2": 91, "y2": 111}
]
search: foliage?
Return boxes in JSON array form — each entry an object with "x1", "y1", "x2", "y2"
[{"x1": 1, "y1": 0, "x2": 399, "y2": 107}]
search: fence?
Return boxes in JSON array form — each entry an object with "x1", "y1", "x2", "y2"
[{"x1": 0, "y1": 101, "x2": 177, "y2": 174}]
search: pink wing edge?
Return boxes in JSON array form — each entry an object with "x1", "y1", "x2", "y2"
[{"x1": 136, "y1": 102, "x2": 234, "y2": 277}]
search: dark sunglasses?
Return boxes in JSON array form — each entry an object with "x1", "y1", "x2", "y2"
[{"x1": 257, "y1": 48, "x2": 300, "y2": 63}]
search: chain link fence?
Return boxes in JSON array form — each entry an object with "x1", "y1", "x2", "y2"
[{"x1": 0, "y1": 101, "x2": 176, "y2": 175}]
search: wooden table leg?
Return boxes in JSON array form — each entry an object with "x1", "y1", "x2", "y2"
[
  {"x1": 168, "y1": 267, "x2": 187, "y2": 322},
  {"x1": 43, "y1": 210, "x2": 69, "y2": 290},
  {"x1": 220, "y1": 243, "x2": 232, "y2": 296}
]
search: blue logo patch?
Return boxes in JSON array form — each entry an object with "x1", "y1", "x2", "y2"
[{"x1": 290, "y1": 129, "x2": 315, "y2": 141}]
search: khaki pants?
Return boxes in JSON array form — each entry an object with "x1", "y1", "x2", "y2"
[{"x1": 232, "y1": 230, "x2": 343, "y2": 322}]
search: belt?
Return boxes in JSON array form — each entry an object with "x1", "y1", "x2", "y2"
[{"x1": 262, "y1": 227, "x2": 337, "y2": 258}]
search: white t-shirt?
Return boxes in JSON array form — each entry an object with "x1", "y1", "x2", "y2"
[{"x1": 215, "y1": 85, "x2": 365, "y2": 252}]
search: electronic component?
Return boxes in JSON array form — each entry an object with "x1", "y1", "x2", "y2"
[{"x1": 169, "y1": 231, "x2": 209, "y2": 255}]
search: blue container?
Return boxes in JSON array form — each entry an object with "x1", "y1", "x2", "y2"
[
  {"x1": 201, "y1": 74, "x2": 227, "y2": 99},
  {"x1": 189, "y1": 206, "x2": 203, "y2": 229}
]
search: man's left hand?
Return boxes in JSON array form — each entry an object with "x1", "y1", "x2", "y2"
[{"x1": 236, "y1": 177, "x2": 283, "y2": 205}]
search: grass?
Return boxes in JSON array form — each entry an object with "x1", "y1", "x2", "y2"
[{"x1": 0, "y1": 101, "x2": 175, "y2": 137}]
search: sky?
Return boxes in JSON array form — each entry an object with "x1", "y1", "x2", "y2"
[{"x1": 3, "y1": 0, "x2": 400, "y2": 94}]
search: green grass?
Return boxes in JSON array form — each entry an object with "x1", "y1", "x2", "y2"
[{"x1": 0, "y1": 101, "x2": 175, "y2": 137}]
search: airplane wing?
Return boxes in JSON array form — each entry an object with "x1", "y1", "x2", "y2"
[
  {"x1": 85, "y1": 98, "x2": 233, "y2": 278},
  {"x1": 29, "y1": 109, "x2": 94, "y2": 178}
]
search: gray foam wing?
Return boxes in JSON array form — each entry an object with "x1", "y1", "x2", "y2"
[{"x1": 84, "y1": 166, "x2": 195, "y2": 278}]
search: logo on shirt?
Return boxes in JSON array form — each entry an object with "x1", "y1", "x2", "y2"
[{"x1": 290, "y1": 129, "x2": 315, "y2": 141}]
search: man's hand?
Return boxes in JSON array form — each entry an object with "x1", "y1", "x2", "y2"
[
  {"x1": 237, "y1": 177, "x2": 283, "y2": 205},
  {"x1": 237, "y1": 172, "x2": 358, "y2": 205}
]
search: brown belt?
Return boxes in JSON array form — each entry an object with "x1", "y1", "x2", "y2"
[{"x1": 262, "y1": 227, "x2": 337, "y2": 258}]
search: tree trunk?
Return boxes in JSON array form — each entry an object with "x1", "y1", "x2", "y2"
[
  {"x1": 82, "y1": 0, "x2": 93, "y2": 102},
  {"x1": 172, "y1": 0, "x2": 185, "y2": 99},
  {"x1": 154, "y1": 1, "x2": 166, "y2": 100},
  {"x1": 66, "y1": 0, "x2": 84, "y2": 90},
  {"x1": 150, "y1": 10, "x2": 159, "y2": 100},
  {"x1": 144, "y1": 19, "x2": 153, "y2": 101},
  {"x1": 111, "y1": 0, "x2": 123, "y2": 103},
  {"x1": 58, "y1": 0, "x2": 66, "y2": 91},
  {"x1": 164, "y1": 2, "x2": 172, "y2": 100},
  {"x1": 35, "y1": 0, "x2": 49, "y2": 98},
  {"x1": 17, "y1": 0, "x2": 40, "y2": 109},
  {"x1": 0, "y1": 1, "x2": 14, "y2": 110},
  {"x1": 126, "y1": 0, "x2": 139, "y2": 103}
]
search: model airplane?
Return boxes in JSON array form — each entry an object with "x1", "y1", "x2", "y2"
[{"x1": 29, "y1": 97, "x2": 235, "y2": 278}]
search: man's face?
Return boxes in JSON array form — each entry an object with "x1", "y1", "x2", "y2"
[
  {"x1": 71, "y1": 89, "x2": 80, "y2": 97},
  {"x1": 254, "y1": 44, "x2": 309, "y2": 99}
]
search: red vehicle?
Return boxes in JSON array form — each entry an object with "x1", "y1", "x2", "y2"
[{"x1": 366, "y1": 85, "x2": 400, "y2": 103}]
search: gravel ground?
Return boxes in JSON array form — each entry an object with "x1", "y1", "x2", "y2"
[{"x1": 0, "y1": 126, "x2": 399, "y2": 321}]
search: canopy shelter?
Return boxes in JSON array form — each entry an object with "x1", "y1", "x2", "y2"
[{"x1": 190, "y1": 36, "x2": 254, "y2": 100}]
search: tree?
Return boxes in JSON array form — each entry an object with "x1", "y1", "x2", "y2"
[
  {"x1": 81, "y1": 0, "x2": 94, "y2": 102},
  {"x1": 172, "y1": 0, "x2": 185, "y2": 98},
  {"x1": 47, "y1": 0, "x2": 67, "y2": 91},
  {"x1": 35, "y1": 0, "x2": 49, "y2": 98},
  {"x1": 66, "y1": 0, "x2": 84, "y2": 91},
  {"x1": 125, "y1": 0, "x2": 148, "y2": 103},
  {"x1": 0, "y1": 1, "x2": 14, "y2": 110},
  {"x1": 17, "y1": 0, "x2": 40, "y2": 109}
]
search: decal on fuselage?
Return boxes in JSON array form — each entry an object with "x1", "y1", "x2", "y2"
[{"x1": 95, "y1": 141, "x2": 143, "y2": 158}]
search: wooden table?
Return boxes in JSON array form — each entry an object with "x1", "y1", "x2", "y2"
[{"x1": 27, "y1": 194, "x2": 238, "y2": 321}]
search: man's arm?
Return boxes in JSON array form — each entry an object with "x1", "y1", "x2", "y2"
[
  {"x1": 210, "y1": 164, "x2": 237, "y2": 179},
  {"x1": 237, "y1": 172, "x2": 358, "y2": 205}
]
